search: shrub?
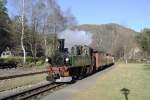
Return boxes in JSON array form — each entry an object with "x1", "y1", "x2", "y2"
[{"x1": 0, "y1": 57, "x2": 45, "y2": 67}]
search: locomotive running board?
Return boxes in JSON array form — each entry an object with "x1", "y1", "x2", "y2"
[{"x1": 55, "y1": 77, "x2": 72, "y2": 82}]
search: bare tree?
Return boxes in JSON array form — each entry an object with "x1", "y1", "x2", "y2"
[
  {"x1": 11, "y1": 0, "x2": 28, "y2": 63},
  {"x1": 21, "y1": 0, "x2": 26, "y2": 64},
  {"x1": 11, "y1": 0, "x2": 77, "y2": 60},
  {"x1": 46, "y1": 0, "x2": 70, "y2": 56},
  {"x1": 91, "y1": 31, "x2": 103, "y2": 51},
  {"x1": 64, "y1": 8, "x2": 77, "y2": 29}
]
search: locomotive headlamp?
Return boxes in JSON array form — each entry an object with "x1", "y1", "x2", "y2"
[
  {"x1": 65, "y1": 57, "x2": 69, "y2": 62},
  {"x1": 45, "y1": 58, "x2": 49, "y2": 62}
]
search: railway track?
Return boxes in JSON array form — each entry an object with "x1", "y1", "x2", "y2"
[
  {"x1": 0, "y1": 65, "x2": 114, "y2": 100},
  {"x1": 0, "y1": 82, "x2": 64, "y2": 100},
  {"x1": 0, "y1": 70, "x2": 48, "y2": 80}
]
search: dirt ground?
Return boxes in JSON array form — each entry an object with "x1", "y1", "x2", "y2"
[{"x1": 0, "y1": 73, "x2": 47, "y2": 92}]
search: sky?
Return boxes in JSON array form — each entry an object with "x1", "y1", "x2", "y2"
[{"x1": 6, "y1": 0, "x2": 150, "y2": 32}]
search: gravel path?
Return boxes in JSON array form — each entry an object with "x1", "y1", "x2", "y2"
[{"x1": 41, "y1": 65, "x2": 115, "y2": 100}]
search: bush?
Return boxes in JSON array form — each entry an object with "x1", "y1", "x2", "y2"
[{"x1": 0, "y1": 57, "x2": 45, "y2": 67}]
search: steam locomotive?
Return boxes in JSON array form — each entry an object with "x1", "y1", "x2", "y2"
[{"x1": 46, "y1": 39, "x2": 114, "y2": 82}]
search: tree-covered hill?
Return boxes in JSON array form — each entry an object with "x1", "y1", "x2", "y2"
[{"x1": 75, "y1": 23, "x2": 139, "y2": 58}]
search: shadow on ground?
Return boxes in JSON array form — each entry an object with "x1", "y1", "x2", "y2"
[
  {"x1": 120, "y1": 88, "x2": 130, "y2": 100},
  {"x1": 143, "y1": 64, "x2": 150, "y2": 71}
]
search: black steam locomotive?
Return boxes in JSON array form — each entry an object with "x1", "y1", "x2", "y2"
[{"x1": 46, "y1": 39, "x2": 114, "y2": 82}]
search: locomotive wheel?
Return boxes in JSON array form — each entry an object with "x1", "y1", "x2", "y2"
[
  {"x1": 78, "y1": 67, "x2": 87, "y2": 79},
  {"x1": 86, "y1": 67, "x2": 90, "y2": 75},
  {"x1": 46, "y1": 75, "x2": 55, "y2": 82}
]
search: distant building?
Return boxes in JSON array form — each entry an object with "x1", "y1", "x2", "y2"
[
  {"x1": 1, "y1": 51, "x2": 13, "y2": 58},
  {"x1": 1, "y1": 47, "x2": 13, "y2": 58}
]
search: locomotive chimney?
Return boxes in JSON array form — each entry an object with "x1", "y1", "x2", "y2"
[{"x1": 58, "y1": 39, "x2": 65, "y2": 52}]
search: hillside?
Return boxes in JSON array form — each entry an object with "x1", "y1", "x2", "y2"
[
  {"x1": 77, "y1": 23, "x2": 137, "y2": 35},
  {"x1": 75, "y1": 23, "x2": 138, "y2": 57}
]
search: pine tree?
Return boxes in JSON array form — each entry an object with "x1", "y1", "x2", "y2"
[
  {"x1": 140, "y1": 29, "x2": 150, "y2": 54},
  {"x1": 0, "y1": 0, "x2": 11, "y2": 54}
]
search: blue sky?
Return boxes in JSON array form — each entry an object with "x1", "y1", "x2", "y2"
[{"x1": 6, "y1": 0, "x2": 150, "y2": 32}]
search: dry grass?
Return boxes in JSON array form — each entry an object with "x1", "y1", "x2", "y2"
[
  {"x1": 71, "y1": 64, "x2": 150, "y2": 100},
  {"x1": 0, "y1": 73, "x2": 47, "y2": 92}
]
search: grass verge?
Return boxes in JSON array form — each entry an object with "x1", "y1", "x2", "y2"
[{"x1": 71, "y1": 63, "x2": 150, "y2": 100}]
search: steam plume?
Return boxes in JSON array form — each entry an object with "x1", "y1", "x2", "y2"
[{"x1": 59, "y1": 29, "x2": 92, "y2": 50}]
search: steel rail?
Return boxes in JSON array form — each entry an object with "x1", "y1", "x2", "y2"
[
  {"x1": 0, "y1": 82, "x2": 64, "y2": 100},
  {"x1": 0, "y1": 70, "x2": 48, "y2": 80}
]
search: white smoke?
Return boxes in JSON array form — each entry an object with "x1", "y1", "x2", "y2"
[{"x1": 58, "y1": 29, "x2": 92, "y2": 50}]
